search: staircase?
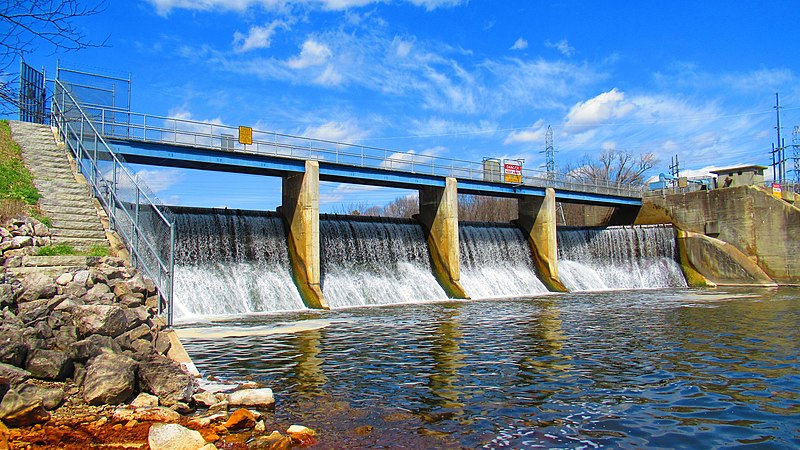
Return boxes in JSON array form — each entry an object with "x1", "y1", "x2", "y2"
[{"x1": 9, "y1": 121, "x2": 109, "y2": 253}]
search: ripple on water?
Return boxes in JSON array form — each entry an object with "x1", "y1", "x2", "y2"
[{"x1": 180, "y1": 287, "x2": 800, "y2": 449}]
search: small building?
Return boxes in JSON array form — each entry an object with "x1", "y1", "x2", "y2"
[{"x1": 710, "y1": 165, "x2": 767, "y2": 189}]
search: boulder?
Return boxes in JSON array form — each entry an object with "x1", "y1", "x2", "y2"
[
  {"x1": 0, "y1": 325, "x2": 28, "y2": 367},
  {"x1": 227, "y1": 388, "x2": 275, "y2": 409},
  {"x1": 18, "y1": 272, "x2": 57, "y2": 302},
  {"x1": 31, "y1": 385, "x2": 65, "y2": 410},
  {"x1": 25, "y1": 348, "x2": 72, "y2": 381},
  {"x1": 0, "y1": 284, "x2": 14, "y2": 308},
  {"x1": 286, "y1": 424, "x2": 317, "y2": 446},
  {"x1": 153, "y1": 331, "x2": 172, "y2": 355},
  {"x1": 84, "y1": 283, "x2": 113, "y2": 304},
  {"x1": 0, "y1": 363, "x2": 31, "y2": 386},
  {"x1": 72, "y1": 334, "x2": 122, "y2": 362},
  {"x1": 130, "y1": 392, "x2": 159, "y2": 408},
  {"x1": 55, "y1": 273, "x2": 73, "y2": 286},
  {"x1": 52, "y1": 326, "x2": 78, "y2": 352},
  {"x1": 125, "y1": 323, "x2": 151, "y2": 342},
  {"x1": 137, "y1": 354, "x2": 194, "y2": 407},
  {"x1": 73, "y1": 304, "x2": 128, "y2": 338},
  {"x1": 72, "y1": 270, "x2": 91, "y2": 288},
  {"x1": 192, "y1": 390, "x2": 217, "y2": 408},
  {"x1": 0, "y1": 386, "x2": 50, "y2": 427},
  {"x1": 83, "y1": 352, "x2": 137, "y2": 405},
  {"x1": 16, "y1": 297, "x2": 61, "y2": 324},
  {"x1": 113, "y1": 406, "x2": 181, "y2": 423},
  {"x1": 249, "y1": 431, "x2": 293, "y2": 450},
  {"x1": 148, "y1": 423, "x2": 207, "y2": 450},
  {"x1": 224, "y1": 408, "x2": 257, "y2": 430}
]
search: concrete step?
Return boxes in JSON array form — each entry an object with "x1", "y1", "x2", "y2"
[
  {"x1": 50, "y1": 236, "x2": 109, "y2": 251},
  {"x1": 40, "y1": 197, "x2": 95, "y2": 209},
  {"x1": 51, "y1": 228, "x2": 107, "y2": 239},
  {"x1": 49, "y1": 213, "x2": 107, "y2": 226},
  {"x1": 20, "y1": 255, "x2": 100, "y2": 267},
  {"x1": 40, "y1": 204, "x2": 98, "y2": 217}
]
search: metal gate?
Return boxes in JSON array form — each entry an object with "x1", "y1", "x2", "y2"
[{"x1": 19, "y1": 59, "x2": 47, "y2": 124}]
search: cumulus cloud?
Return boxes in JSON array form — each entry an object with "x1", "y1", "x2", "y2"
[
  {"x1": 565, "y1": 88, "x2": 634, "y2": 130},
  {"x1": 233, "y1": 20, "x2": 286, "y2": 53},
  {"x1": 510, "y1": 38, "x2": 528, "y2": 51},
  {"x1": 287, "y1": 39, "x2": 332, "y2": 69},
  {"x1": 545, "y1": 39, "x2": 575, "y2": 57}
]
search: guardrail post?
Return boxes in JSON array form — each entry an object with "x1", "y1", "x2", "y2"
[
  {"x1": 132, "y1": 188, "x2": 139, "y2": 267},
  {"x1": 167, "y1": 225, "x2": 175, "y2": 327},
  {"x1": 110, "y1": 159, "x2": 117, "y2": 231}
]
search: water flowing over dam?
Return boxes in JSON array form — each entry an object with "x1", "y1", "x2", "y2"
[
  {"x1": 459, "y1": 222, "x2": 548, "y2": 298},
  {"x1": 557, "y1": 225, "x2": 687, "y2": 291},
  {"x1": 320, "y1": 215, "x2": 447, "y2": 307},
  {"x1": 172, "y1": 208, "x2": 305, "y2": 321}
]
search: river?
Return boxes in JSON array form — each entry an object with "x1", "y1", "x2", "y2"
[{"x1": 180, "y1": 286, "x2": 800, "y2": 449}]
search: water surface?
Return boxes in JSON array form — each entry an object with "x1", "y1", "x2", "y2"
[{"x1": 181, "y1": 287, "x2": 800, "y2": 449}]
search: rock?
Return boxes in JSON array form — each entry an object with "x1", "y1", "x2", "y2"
[
  {"x1": 0, "y1": 386, "x2": 50, "y2": 427},
  {"x1": 113, "y1": 406, "x2": 181, "y2": 423},
  {"x1": 83, "y1": 352, "x2": 137, "y2": 405},
  {"x1": 207, "y1": 400, "x2": 229, "y2": 415},
  {"x1": 0, "y1": 419, "x2": 8, "y2": 449},
  {"x1": 72, "y1": 270, "x2": 91, "y2": 288},
  {"x1": 148, "y1": 422, "x2": 207, "y2": 450},
  {"x1": 125, "y1": 323, "x2": 151, "y2": 342},
  {"x1": 126, "y1": 273, "x2": 149, "y2": 295},
  {"x1": 55, "y1": 273, "x2": 73, "y2": 286},
  {"x1": 32, "y1": 385, "x2": 65, "y2": 410},
  {"x1": 0, "y1": 284, "x2": 15, "y2": 308},
  {"x1": 255, "y1": 420, "x2": 266, "y2": 432},
  {"x1": 192, "y1": 390, "x2": 218, "y2": 408},
  {"x1": 73, "y1": 304, "x2": 128, "y2": 338},
  {"x1": 286, "y1": 424, "x2": 317, "y2": 446},
  {"x1": 130, "y1": 392, "x2": 159, "y2": 408},
  {"x1": 227, "y1": 388, "x2": 275, "y2": 409},
  {"x1": 137, "y1": 354, "x2": 194, "y2": 407},
  {"x1": 354, "y1": 425, "x2": 374, "y2": 435},
  {"x1": 16, "y1": 297, "x2": 60, "y2": 324},
  {"x1": 51, "y1": 326, "x2": 78, "y2": 352},
  {"x1": 129, "y1": 338, "x2": 155, "y2": 357},
  {"x1": 224, "y1": 408, "x2": 257, "y2": 430},
  {"x1": 0, "y1": 325, "x2": 28, "y2": 367},
  {"x1": 199, "y1": 444, "x2": 218, "y2": 450},
  {"x1": 154, "y1": 331, "x2": 172, "y2": 355},
  {"x1": 249, "y1": 431, "x2": 293, "y2": 450},
  {"x1": 84, "y1": 282, "x2": 111, "y2": 301},
  {"x1": 47, "y1": 309, "x2": 72, "y2": 329},
  {"x1": 0, "y1": 363, "x2": 31, "y2": 386},
  {"x1": 126, "y1": 307, "x2": 151, "y2": 329},
  {"x1": 26, "y1": 348, "x2": 72, "y2": 380},
  {"x1": 18, "y1": 272, "x2": 57, "y2": 302},
  {"x1": 11, "y1": 235, "x2": 32, "y2": 249},
  {"x1": 63, "y1": 282, "x2": 87, "y2": 298},
  {"x1": 72, "y1": 334, "x2": 122, "y2": 362}
]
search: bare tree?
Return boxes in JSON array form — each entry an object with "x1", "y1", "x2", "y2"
[
  {"x1": 564, "y1": 148, "x2": 658, "y2": 186},
  {"x1": 458, "y1": 194, "x2": 517, "y2": 222},
  {"x1": 1, "y1": 0, "x2": 107, "y2": 112}
]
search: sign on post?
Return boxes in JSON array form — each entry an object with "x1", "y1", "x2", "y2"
[
  {"x1": 772, "y1": 183, "x2": 782, "y2": 199},
  {"x1": 504, "y1": 161, "x2": 522, "y2": 183},
  {"x1": 238, "y1": 126, "x2": 253, "y2": 145}
]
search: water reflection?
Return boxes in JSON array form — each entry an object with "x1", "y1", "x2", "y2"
[{"x1": 181, "y1": 288, "x2": 800, "y2": 449}]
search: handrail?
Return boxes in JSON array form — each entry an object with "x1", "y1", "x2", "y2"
[
  {"x1": 91, "y1": 108, "x2": 644, "y2": 199},
  {"x1": 51, "y1": 79, "x2": 176, "y2": 326}
]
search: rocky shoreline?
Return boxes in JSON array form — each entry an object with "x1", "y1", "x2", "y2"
[{"x1": 0, "y1": 217, "x2": 315, "y2": 449}]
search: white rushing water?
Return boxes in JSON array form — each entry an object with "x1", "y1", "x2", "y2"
[
  {"x1": 320, "y1": 216, "x2": 448, "y2": 307},
  {"x1": 557, "y1": 225, "x2": 687, "y2": 291},
  {"x1": 459, "y1": 223, "x2": 548, "y2": 298},
  {"x1": 172, "y1": 208, "x2": 305, "y2": 321}
]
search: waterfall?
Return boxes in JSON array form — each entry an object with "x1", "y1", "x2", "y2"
[
  {"x1": 320, "y1": 215, "x2": 447, "y2": 307},
  {"x1": 172, "y1": 207, "x2": 305, "y2": 321},
  {"x1": 459, "y1": 222, "x2": 548, "y2": 298},
  {"x1": 557, "y1": 225, "x2": 687, "y2": 291}
]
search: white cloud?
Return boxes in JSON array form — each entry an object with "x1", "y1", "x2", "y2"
[
  {"x1": 148, "y1": 0, "x2": 464, "y2": 15},
  {"x1": 287, "y1": 39, "x2": 332, "y2": 69},
  {"x1": 233, "y1": 20, "x2": 286, "y2": 53},
  {"x1": 504, "y1": 120, "x2": 547, "y2": 145},
  {"x1": 545, "y1": 39, "x2": 575, "y2": 57},
  {"x1": 565, "y1": 88, "x2": 634, "y2": 130},
  {"x1": 315, "y1": 64, "x2": 343, "y2": 86},
  {"x1": 510, "y1": 38, "x2": 528, "y2": 51},
  {"x1": 134, "y1": 169, "x2": 185, "y2": 193},
  {"x1": 299, "y1": 120, "x2": 368, "y2": 142},
  {"x1": 406, "y1": 0, "x2": 465, "y2": 11}
]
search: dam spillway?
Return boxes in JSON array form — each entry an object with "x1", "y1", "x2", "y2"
[
  {"x1": 557, "y1": 225, "x2": 687, "y2": 291},
  {"x1": 459, "y1": 222, "x2": 548, "y2": 298},
  {"x1": 319, "y1": 215, "x2": 448, "y2": 308}
]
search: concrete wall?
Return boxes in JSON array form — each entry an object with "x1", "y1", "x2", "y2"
[
  {"x1": 516, "y1": 188, "x2": 567, "y2": 292},
  {"x1": 641, "y1": 186, "x2": 800, "y2": 284},
  {"x1": 417, "y1": 178, "x2": 469, "y2": 299},
  {"x1": 677, "y1": 230, "x2": 775, "y2": 286}
]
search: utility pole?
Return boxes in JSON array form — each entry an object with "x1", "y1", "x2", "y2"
[
  {"x1": 543, "y1": 125, "x2": 556, "y2": 180},
  {"x1": 670, "y1": 155, "x2": 680, "y2": 178},
  {"x1": 793, "y1": 126, "x2": 800, "y2": 184},
  {"x1": 773, "y1": 93, "x2": 786, "y2": 184}
]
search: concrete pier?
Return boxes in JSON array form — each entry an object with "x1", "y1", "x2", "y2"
[
  {"x1": 516, "y1": 188, "x2": 567, "y2": 292},
  {"x1": 281, "y1": 161, "x2": 328, "y2": 309},
  {"x1": 417, "y1": 178, "x2": 469, "y2": 299}
]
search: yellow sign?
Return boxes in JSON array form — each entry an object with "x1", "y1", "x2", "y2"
[
  {"x1": 772, "y1": 183, "x2": 782, "y2": 199},
  {"x1": 504, "y1": 162, "x2": 522, "y2": 183},
  {"x1": 238, "y1": 126, "x2": 253, "y2": 145}
]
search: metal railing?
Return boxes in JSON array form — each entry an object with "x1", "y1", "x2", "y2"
[
  {"x1": 51, "y1": 80, "x2": 176, "y2": 326},
  {"x1": 88, "y1": 108, "x2": 643, "y2": 199}
]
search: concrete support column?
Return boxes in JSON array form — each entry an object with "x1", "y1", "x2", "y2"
[
  {"x1": 516, "y1": 188, "x2": 568, "y2": 292},
  {"x1": 417, "y1": 178, "x2": 469, "y2": 299},
  {"x1": 281, "y1": 161, "x2": 328, "y2": 309}
]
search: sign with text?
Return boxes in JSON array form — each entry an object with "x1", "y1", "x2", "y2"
[
  {"x1": 504, "y1": 162, "x2": 522, "y2": 183},
  {"x1": 772, "y1": 183, "x2": 782, "y2": 199},
  {"x1": 238, "y1": 126, "x2": 253, "y2": 145}
]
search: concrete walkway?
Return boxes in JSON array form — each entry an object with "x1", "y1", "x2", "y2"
[{"x1": 9, "y1": 121, "x2": 108, "y2": 253}]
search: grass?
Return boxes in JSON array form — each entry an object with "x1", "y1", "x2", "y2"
[
  {"x1": 36, "y1": 243, "x2": 111, "y2": 257},
  {"x1": 0, "y1": 120, "x2": 45, "y2": 224}
]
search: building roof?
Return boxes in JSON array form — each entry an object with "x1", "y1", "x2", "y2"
[{"x1": 709, "y1": 165, "x2": 768, "y2": 175}]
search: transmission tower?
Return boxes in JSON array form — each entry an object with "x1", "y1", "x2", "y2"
[
  {"x1": 670, "y1": 155, "x2": 680, "y2": 178},
  {"x1": 543, "y1": 125, "x2": 556, "y2": 180},
  {"x1": 772, "y1": 93, "x2": 787, "y2": 184},
  {"x1": 793, "y1": 126, "x2": 800, "y2": 184}
]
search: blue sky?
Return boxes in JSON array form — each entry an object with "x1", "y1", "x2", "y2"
[{"x1": 12, "y1": 0, "x2": 800, "y2": 211}]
